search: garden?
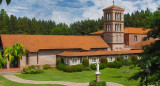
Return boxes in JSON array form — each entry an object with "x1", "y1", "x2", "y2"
[{"x1": 14, "y1": 55, "x2": 141, "y2": 86}]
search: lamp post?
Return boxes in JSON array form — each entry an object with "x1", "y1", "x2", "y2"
[{"x1": 145, "y1": 65, "x2": 149, "y2": 86}]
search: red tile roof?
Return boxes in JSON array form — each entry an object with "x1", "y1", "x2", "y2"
[
  {"x1": 0, "y1": 35, "x2": 110, "y2": 52},
  {"x1": 90, "y1": 27, "x2": 150, "y2": 35},
  {"x1": 103, "y1": 5, "x2": 125, "y2": 11},
  {"x1": 58, "y1": 50, "x2": 143, "y2": 57},
  {"x1": 124, "y1": 27, "x2": 151, "y2": 34},
  {"x1": 131, "y1": 40, "x2": 157, "y2": 50}
]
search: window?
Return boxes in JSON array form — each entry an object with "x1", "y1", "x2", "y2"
[
  {"x1": 26, "y1": 53, "x2": 29, "y2": 65},
  {"x1": 64, "y1": 58, "x2": 69, "y2": 64},
  {"x1": 106, "y1": 24, "x2": 111, "y2": 31},
  {"x1": 115, "y1": 13, "x2": 121, "y2": 21},
  {"x1": 115, "y1": 24, "x2": 121, "y2": 32},
  {"x1": 124, "y1": 55, "x2": 128, "y2": 59},
  {"x1": 119, "y1": 35, "x2": 121, "y2": 42},
  {"x1": 92, "y1": 57, "x2": 97, "y2": 63},
  {"x1": 72, "y1": 58, "x2": 78, "y2": 65},
  {"x1": 106, "y1": 13, "x2": 111, "y2": 20},
  {"x1": 99, "y1": 57, "x2": 101, "y2": 62},
  {"x1": 138, "y1": 55, "x2": 141, "y2": 60},
  {"x1": 134, "y1": 35, "x2": 137, "y2": 41},
  {"x1": 80, "y1": 58, "x2": 83, "y2": 63},
  {"x1": 108, "y1": 56, "x2": 113, "y2": 62},
  {"x1": 115, "y1": 35, "x2": 118, "y2": 42}
]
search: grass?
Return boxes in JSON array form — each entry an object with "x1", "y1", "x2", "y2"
[
  {"x1": 0, "y1": 75, "x2": 64, "y2": 86},
  {"x1": 17, "y1": 66, "x2": 140, "y2": 86}
]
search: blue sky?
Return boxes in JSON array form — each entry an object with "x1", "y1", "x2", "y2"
[{"x1": 0, "y1": 0, "x2": 160, "y2": 25}]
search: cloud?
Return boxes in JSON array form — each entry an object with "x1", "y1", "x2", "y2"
[{"x1": 0, "y1": 0, "x2": 160, "y2": 25}]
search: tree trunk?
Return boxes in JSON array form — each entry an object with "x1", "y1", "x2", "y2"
[{"x1": 6, "y1": 58, "x2": 10, "y2": 69}]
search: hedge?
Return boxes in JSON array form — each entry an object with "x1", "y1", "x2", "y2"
[
  {"x1": 89, "y1": 80, "x2": 106, "y2": 86},
  {"x1": 90, "y1": 63, "x2": 106, "y2": 70},
  {"x1": 57, "y1": 64, "x2": 84, "y2": 72}
]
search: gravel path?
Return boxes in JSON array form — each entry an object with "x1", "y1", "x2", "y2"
[{"x1": 3, "y1": 74, "x2": 124, "y2": 86}]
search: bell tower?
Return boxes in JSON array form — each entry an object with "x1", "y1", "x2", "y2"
[{"x1": 103, "y1": 5, "x2": 125, "y2": 51}]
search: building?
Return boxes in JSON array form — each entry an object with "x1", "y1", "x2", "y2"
[{"x1": 0, "y1": 5, "x2": 155, "y2": 69}]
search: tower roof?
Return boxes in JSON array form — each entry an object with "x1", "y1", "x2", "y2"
[{"x1": 103, "y1": 5, "x2": 125, "y2": 11}]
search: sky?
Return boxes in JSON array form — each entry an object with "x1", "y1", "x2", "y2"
[{"x1": 0, "y1": 0, "x2": 160, "y2": 25}]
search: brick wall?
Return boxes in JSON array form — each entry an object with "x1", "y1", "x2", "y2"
[{"x1": 129, "y1": 34, "x2": 146, "y2": 46}]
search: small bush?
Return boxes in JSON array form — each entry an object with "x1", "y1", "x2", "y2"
[
  {"x1": 82, "y1": 58, "x2": 89, "y2": 68},
  {"x1": 123, "y1": 59, "x2": 133, "y2": 66},
  {"x1": 90, "y1": 63, "x2": 106, "y2": 70},
  {"x1": 117, "y1": 56, "x2": 121, "y2": 61},
  {"x1": 56, "y1": 58, "x2": 62, "y2": 66},
  {"x1": 57, "y1": 64, "x2": 84, "y2": 72},
  {"x1": 23, "y1": 65, "x2": 42, "y2": 74},
  {"x1": 131, "y1": 55, "x2": 138, "y2": 62},
  {"x1": 89, "y1": 80, "x2": 106, "y2": 86},
  {"x1": 100, "y1": 57, "x2": 108, "y2": 67},
  {"x1": 90, "y1": 64, "x2": 96, "y2": 70},
  {"x1": 43, "y1": 64, "x2": 51, "y2": 69},
  {"x1": 84, "y1": 67, "x2": 92, "y2": 71},
  {"x1": 57, "y1": 63, "x2": 67, "y2": 70},
  {"x1": 108, "y1": 61, "x2": 123, "y2": 68}
]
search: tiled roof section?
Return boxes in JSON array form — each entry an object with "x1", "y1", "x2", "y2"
[
  {"x1": 90, "y1": 27, "x2": 150, "y2": 35},
  {"x1": 124, "y1": 27, "x2": 151, "y2": 34},
  {"x1": 131, "y1": 40, "x2": 157, "y2": 50},
  {"x1": 103, "y1": 5, "x2": 125, "y2": 11},
  {"x1": 0, "y1": 35, "x2": 110, "y2": 52},
  {"x1": 90, "y1": 30, "x2": 104, "y2": 35},
  {"x1": 58, "y1": 50, "x2": 143, "y2": 57}
]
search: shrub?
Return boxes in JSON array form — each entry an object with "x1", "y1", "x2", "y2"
[
  {"x1": 57, "y1": 64, "x2": 84, "y2": 72},
  {"x1": 90, "y1": 63, "x2": 106, "y2": 70},
  {"x1": 123, "y1": 59, "x2": 133, "y2": 66},
  {"x1": 131, "y1": 55, "x2": 138, "y2": 62},
  {"x1": 23, "y1": 65, "x2": 42, "y2": 74},
  {"x1": 82, "y1": 58, "x2": 89, "y2": 68},
  {"x1": 90, "y1": 64, "x2": 96, "y2": 70},
  {"x1": 100, "y1": 57, "x2": 108, "y2": 67},
  {"x1": 89, "y1": 80, "x2": 106, "y2": 86},
  {"x1": 84, "y1": 67, "x2": 92, "y2": 71},
  {"x1": 57, "y1": 63, "x2": 67, "y2": 70},
  {"x1": 56, "y1": 58, "x2": 62, "y2": 66},
  {"x1": 43, "y1": 64, "x2": 51, "y2": 69},
  {"x1": 117, "y1": 56, "x2": 121, "y2": 61},
  {"x1": 108, "y1": 61, "x2": 123, "y2": 68}
]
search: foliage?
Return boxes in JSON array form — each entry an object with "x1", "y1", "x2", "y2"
[
  {"x1": 0, "y1": 51, "x2": 6, "y2": 68},
  {"x1": 57, "y1": 64, "x2": 84, "y2": 72},
  {"x1": 108, "y1": 61, "x2": 123, "y2": 68},
  {"x1": 130, "y1": 40, "x2": 160, "y2": 85},
  {"x1": 122, "y1": 59, "x2": 133, "y2": 66},
  {"x1": 51, "y1": 25, "x2": 73, "y2": 35},
  {"x1": 124, "y1": 9, "x2": 153, "y2": 28},
  {"x1": 117, "y1": 56, "x2": 122, "y2": 61},
  {"x1": 43, "y1": 64, "x2": 51, "y2": 69},
  {"x1": 57, "y1": 63, "x2": 67, "y2": 70},
  {"x1": 56, "y1": 58, "x2": 62, "y2": 66},
  {"x1": 89, "y1": 80, "x2": 106, "y2": 86},
  {"x1": 131, "y1": 55, "x2": 138, "y2": 62},
  {"x1": 100, "y1": 57, "x2": 108, "y2": 67},
  {"x1": 23, "y1": 65, "x2": 42, "y2": 74},
  {"x1": 0, "y1": 43, "x2": 26, "y2": 69},
  {"x1": 90, "y1": 63, "x2": 106, "y2": 70},
  {"x1": 82, "y1": 58, "x2": 89, "y2": 68}
]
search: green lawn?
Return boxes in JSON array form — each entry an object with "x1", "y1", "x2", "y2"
[
  {"x1": 17, "y1": 66, "x2": 140, "y2": 86},
  {"x1": 0, "y1": 75, "x2": 64, "y2": 86}
]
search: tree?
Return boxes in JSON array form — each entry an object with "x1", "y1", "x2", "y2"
[
  {"x1": 0, "y1": 43, "x2": 26, "y2": 69},
  {"x1": 51, "y1": 25, "x2": 73, "y2": 35},
  {"x1": 0, "y1": 0, "x2": 11, "y2": 5},
  {"x1": 129, "y1": 8, "x2": 160, "y2": 85}
]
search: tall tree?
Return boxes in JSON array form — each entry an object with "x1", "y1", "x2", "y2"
[{"x1": 129, "y1": 8, "x2": 160, "y2": 85}]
